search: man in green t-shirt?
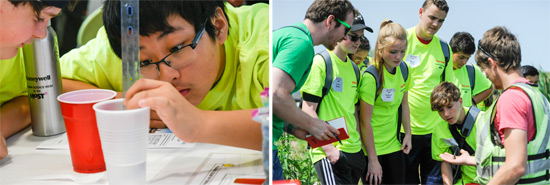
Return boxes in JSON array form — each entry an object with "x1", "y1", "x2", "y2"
[
  {"x1": 63, "y1": 1, "x2": 268, "y2": 151},
  {"x1": 402, "y1": 0, "x2": 455, "y2": 184},
  {"x1": 0, "y1": 0, "x2": 75, "y2": 160},
  {"x1": 300, "y1": 13, "x2": 371, "y2": 184},
  {"x1": 449, "y1": 32, "x2": 493, "y2": 110},
  {"x1": 271, "y1": 0, "x2": 355, "y2": 180},
  {"x1": 430, "y1": 82, "x2": 480, "y2": 185}
]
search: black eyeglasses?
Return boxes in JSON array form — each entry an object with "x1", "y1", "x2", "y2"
[
  {"x1": 139, "y1": 19, "x2": 208, "y2": 78},
  {"x1": 478, "y1": 40, "x2": 496, "y2": 60},
  {"x1": 347, "y1": 34, "x2": 365, "y2": 42}
]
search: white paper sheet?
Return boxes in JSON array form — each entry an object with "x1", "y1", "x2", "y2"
[{"x1": 36, "y1": 129, "x2": 194, "y2": 150}]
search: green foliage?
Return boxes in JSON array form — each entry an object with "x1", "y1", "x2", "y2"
[
  {"x1": 538, "y1": 70, "x2": 550, "y2": 100},
  {"x1": 275, "y1": 132, "x2": 319, "y2": 185}
]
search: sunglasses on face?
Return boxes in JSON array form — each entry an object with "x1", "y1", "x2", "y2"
[
  {"x1": 326, "y1": 16, "x2": 351, "y2": 34},
  {"x1": 347, "y1": 34, "x2": 365, "y2": 42}
]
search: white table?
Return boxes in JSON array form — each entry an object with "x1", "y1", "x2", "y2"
[{"x1": 0, "y1": 127, "x2": 265, "y2": 185}]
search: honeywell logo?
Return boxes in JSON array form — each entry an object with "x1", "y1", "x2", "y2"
[{"x1": 27, "y1": 75, "x2": 51, "y2": 82}]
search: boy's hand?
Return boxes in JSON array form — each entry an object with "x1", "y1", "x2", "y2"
[
  {"x1": 322, "y1": 144, "x2": 340, "y2": 164},
  {"x1": 440, "y1": 149, "x2": 476, "y2": 166},
  {"x1": 401, "y1": 133, "x2": 412, "y2": 154},
  {"x1": 366, "y1": 159, "x2": 383, "y2": 185},
  {"x1": 124, "y1": 79, "x2": 203, "y2": 143}
]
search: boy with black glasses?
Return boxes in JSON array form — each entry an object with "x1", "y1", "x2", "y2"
[{"x1": 60, "y1": 1, "x2": 269, "y2": 151}]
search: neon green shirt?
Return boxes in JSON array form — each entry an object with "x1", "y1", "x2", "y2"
[
  {"x1": 61, "y1": 3, "x2": 269, "y2": 111},
  {"x1": 431, "y1": 107, "x2": 478, "y2": 185},
  {"x1": 272, "y1": 23, "x2": 314, "y2": 147},
  {"x1": 301, "y1": 50, "x2": 361, "y2": 163},
  {"x1": 453, "y1": 64, "x2": 492, "y2": 108},
  {"x1": 404, "y1": 26, "x2": 455, "y2": 135},
  {"x1": 0, "y1": 48, "x2": 28, "y2": 106},
  {"x1": 359, "y1": 62, "x2": 412, "y2": 155}
]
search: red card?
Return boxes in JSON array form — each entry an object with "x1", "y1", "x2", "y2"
[{"x1": 306, "y1": 127, "x2": 349, "y2": 148}]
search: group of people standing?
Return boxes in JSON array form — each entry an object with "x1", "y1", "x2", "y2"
[{"x1": 272, "y1": 0, "x2": 550, "y2": 185}]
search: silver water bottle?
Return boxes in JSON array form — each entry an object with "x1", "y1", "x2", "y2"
[{"x1": 22, "y1": 21, "x2": 66, "y2": 136}]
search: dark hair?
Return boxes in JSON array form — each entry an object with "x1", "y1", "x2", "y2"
[
  {"x1": 103, "y1": 0, "x2": 227, "y2": 58},
  {"x1": 359, "y1": 36, "x2": 370, "y2": 51},
  {"x1": 521, "y1": 65, "x2": 539, "y2": 77},
  {"x1": 9, "y1": 0, "x2": 77, "y2": 15},
  {"x1": 431, "y1": 82, "x2": 461, "y2": 111},
  {"x1": 422, "y1": 0, "x2": 449, "y2": 13},
  {"x1": 475, "y1": 26, "x2": 521, "y2": 72},
  {"x1": 450, "y1": 32, "x2": 475, "y2": 55},
  {"x1": 304, "y1": 0, "x2": 355, "y2": 28}
]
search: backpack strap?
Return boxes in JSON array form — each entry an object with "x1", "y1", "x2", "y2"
[
  {"x1": 466, "y1": 64, "x2": 477, "y2": 105},
  {"x1": 352, "y1": 61, "x2": 360, "y2": 88},
  {"x1": 279, "y1": 25, "x2": 308, "y2": 35},
  {"x1": 364, "y1": 65, "x2": 381, "y2": 100},
  {"x1": 400, "y1": 61, "x2": 409, "y2": 82},
  {"x1": 319, "y1": 50, "x2": 333, "y2": 98},
  {"x1": 440, "y1": 39, "x2": 450, "y2": 82},
  {"x1": 462, "y1": 106, "x2": 480, "y2": 138},
  {"x1": 448, "y1": 106, "x2": 480, "y2": 183},
  {"x1": 397, "y1": 61, "x2": 408, "y2": 142}
]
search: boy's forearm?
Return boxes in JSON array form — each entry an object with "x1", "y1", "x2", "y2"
[
  {"x1": 0, "y1": 96, "x2": 31, "y2": 138},
  {"x1": 441, "y1": 161, "x2": 453, "y2": 185},
  {"x1": 474, "y1": 87, "x2": 493, "y2": 105}
]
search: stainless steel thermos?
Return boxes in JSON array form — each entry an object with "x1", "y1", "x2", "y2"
[{"x1": 22, "y1": 21, "x2": 66, "y2": 136}]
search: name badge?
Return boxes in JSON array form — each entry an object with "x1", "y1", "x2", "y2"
[
  {"x1": 406, "y1": 54, "x2": 420, "y2": 68},
  {"x1": 381, "y1": 88, "x2": 396, "y2": 102},
  {"x1": 332, "y1": 77, "x2": 343, "y2": 92}
]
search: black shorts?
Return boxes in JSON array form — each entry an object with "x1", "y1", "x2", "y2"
[{"x1": 314, "y1": 150, "x2": 365, "y2": 185}]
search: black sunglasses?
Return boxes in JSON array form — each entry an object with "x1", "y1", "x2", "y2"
[{"x1": 347, "y1": 34, "x2": 365, "y2": 42}]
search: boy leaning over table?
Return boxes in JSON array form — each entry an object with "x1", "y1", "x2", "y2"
[
  {"x1": 0, "y1": 0, "x2": 76, "y2": 160},
  {"x1": 60, "y1": 0, "x2": 269, "y2": 150}
]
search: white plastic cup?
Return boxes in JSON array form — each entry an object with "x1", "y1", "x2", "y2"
[{"x1": 93, "y1": 98, "x2": 149, "y2": 185}]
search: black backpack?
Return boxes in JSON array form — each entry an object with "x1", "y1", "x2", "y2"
[
  {"x1": 465, "y1": 64, "x2": 477, "y2": 106},
  {"x1": 448, "y1": 106, "x2": 480, "y2": 184},
  {"x1": 362, "y1": 62, "x2": 409, "y2": 141},
  {"x1": 440, "y1": 39, "x2": 451, "y2": 82},
  {"x1": 314, "y1": 50, "x2": 360, "y2": 113}
]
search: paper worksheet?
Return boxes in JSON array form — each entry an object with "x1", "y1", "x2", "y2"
[
  {"x1": 188, "y1": 153, "x2": 265, "y2": 185},
  {"x1": 35, "y1": 129, "x2": 194, "y2": 150}
]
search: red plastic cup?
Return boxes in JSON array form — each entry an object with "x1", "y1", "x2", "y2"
[{"x1": 57, "y1": 89, "x2": 117, "y2": 173}]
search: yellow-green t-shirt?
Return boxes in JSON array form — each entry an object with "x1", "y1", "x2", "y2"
[
  {"x1": 60, "y1": 2, "x2": 269, "y2": 111},
  {"x1": 301, "y1": 50, "x2": 361, "y2": 163},
  {"x1": 431, "y1": 107, "x2": 480, "y2": 185},
  {"x1": 0, "y1": 48, "x2": 28, "y2": 106},
  {"x1": 403, "y1": 26, "x2": 455, "y2": 135},
  {"x1": 359, "y1": 62, "x2": 412, "y2": 155},
  {"x1": 453, "y1": 64, "x2": 492, "y2": 108}
]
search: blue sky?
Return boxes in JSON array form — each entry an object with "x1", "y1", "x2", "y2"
[{"x1": 272, "y1": 0, "x2": 550, "y2": 71}]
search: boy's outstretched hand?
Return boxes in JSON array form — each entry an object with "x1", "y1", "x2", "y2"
[{"x1": 439, "y1": 149, "x2": 476, "y2": 166}]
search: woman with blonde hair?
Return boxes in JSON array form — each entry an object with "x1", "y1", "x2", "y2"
[{"x1": 358, "y1": 19, "x2": 412, "y2": 185}]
